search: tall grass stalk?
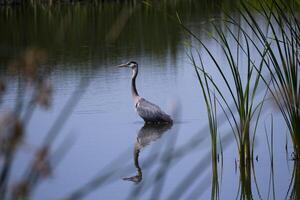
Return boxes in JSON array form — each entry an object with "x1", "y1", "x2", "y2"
[
  {"x1": 189, "y1": 50, "x2": 219, "y2": 199},
  {"x1": 183, "y1": 0, "x2": 299, "y2": 198},
  {"x1": 238, "y1": 0, "x2": 300, "y2": 156},
  {"x1": 184, "y1": 19, "x2": 267, "y2": 161},
  {"x1": 181, "y1": 7, "x2": 269, "y2": 199},
  {"x1": 186, "y1": 33, "x2": 267, "y2": 200}
]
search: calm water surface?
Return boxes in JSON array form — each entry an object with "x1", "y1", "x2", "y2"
[{"x1": 0, "y1": 1, "x2": 292, "y2": 200}]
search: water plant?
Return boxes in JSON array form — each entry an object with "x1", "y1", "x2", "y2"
[
  {"x1": 183, "y1": 0, "x2": 299, "y2": 198},
  {"x1": 188, "y1": 49, "x2": 220, "y2": 199},
  {"x1": 239, "y1": 0, "x2": 300, "y2": 158},
  {"x1": 179, "y1": 2, "x2": 273, "y2": 200},
  {"x1": 183, "y1": 12, "x2": 267, "y2": 163}
]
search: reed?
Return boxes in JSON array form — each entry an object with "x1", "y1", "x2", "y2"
[
  {"x1": 238, "y1": 0, "x2": 300, "y2": 158},
  {"x1": 188, "y1": 50, "x2": 220, "y2": 199},
  {"x1": 184, "y1": 25, "x2": 267, "y2": 200},
  {"x1": 179, "y1": 2, "x2": 275, "y2": 199},
  {"x1": 183, "y1": 0, "x2": 299, "y2": 198},
  {"x1": 183, "y1": 16, "x2": 267, "y2": 164}
]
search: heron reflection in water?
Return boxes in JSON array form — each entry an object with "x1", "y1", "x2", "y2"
[{"x1": 122, "y1": 123, "x2": 172, "y2": 183}]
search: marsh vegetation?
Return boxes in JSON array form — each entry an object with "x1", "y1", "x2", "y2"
[{"x1": 0, "y1": 0, "x2": 299, "y2": 199}]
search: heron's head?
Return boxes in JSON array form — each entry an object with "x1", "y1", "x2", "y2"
[{"x1": 118, "y1": 61, "x2": 138, "y2": 69}]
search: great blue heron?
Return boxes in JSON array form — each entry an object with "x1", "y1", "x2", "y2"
[
  {"x1": 118, "y1": 61, "x2": 172, "y2": 124},
  {"x1": 122, "y1": 123, "x2": 172, "y2": 183}
]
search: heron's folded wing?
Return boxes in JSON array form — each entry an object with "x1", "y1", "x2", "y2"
[{"x1": 136, "y1": 98, "x2": 164, "y2": 119}]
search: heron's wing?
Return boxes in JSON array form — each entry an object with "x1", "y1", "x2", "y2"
[
  {"x1": 136, "y1": 98, "x2": 162, "y2": 116},
  {"x1": 136, "y1": 98, "x2": 170, "y2": 121}
]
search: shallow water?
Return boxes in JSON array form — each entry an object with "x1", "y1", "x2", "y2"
[{"x1": 0, "y1": 1, "x2": 294, "y2": 200}]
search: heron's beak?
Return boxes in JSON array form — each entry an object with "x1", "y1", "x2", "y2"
[{"x1": 117, "y1": 63, "x2": 128, "y2": 68}]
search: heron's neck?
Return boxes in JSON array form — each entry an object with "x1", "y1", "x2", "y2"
[{"x1": 131, "y1": 68, "x2": 139, "y2": 101}]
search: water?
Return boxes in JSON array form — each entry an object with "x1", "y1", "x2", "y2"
[{"x1": 0, "y1": 1, "x2": 294, "y2": 200}]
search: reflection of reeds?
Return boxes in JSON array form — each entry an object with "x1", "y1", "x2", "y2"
[
  {"x1": 288, "y1": 160, "x2": 300, "y2": 199},
  {"x1": 265, "y1": 115, "x2": 276, "y2": 200}
]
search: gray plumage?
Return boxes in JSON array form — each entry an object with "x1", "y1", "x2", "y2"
[
  {"x1": 118, "y1": 61, "x2": 173, "y2": 124},
  {"x1": 136, "y1": 98, "x2": 172, "y2": 123}
]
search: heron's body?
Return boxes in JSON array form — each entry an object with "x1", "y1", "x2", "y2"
[
  {"x1": 119, "y1": 61, "x2": 172, "y2": 124},
  {"x1": 135, "y1": 97, "x2": 172, "y2": 123}
]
